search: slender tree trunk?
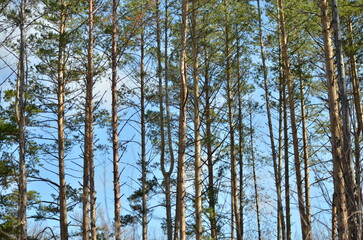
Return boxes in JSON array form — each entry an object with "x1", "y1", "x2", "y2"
[
  {"x1": 236, "y1": 26, "x2": 244, "y2": 240},
  {"x1": 57, "y1": 0, "x2": 68, "y2": 238},
  {"x1": 319, "y1": 1, "x2": 348, "y2": 238},
  {"x1": 191, "y1": 0, "x2": 202, "y2": 239},
  {"x1": 156, "y1": 0, "x2": 173, "y2": 239},
  {"x1": 277, "y1": 0, "x2": 311, "y2": 238},
  {"x1": 330, "y1": 0, "x2": 360, "y2": 238},
  {"x1": 140, "y1": 31, "x2": 148, "y2": 240},
  {"x1": 257, "y1": 1, "x2": 285, "y2": 238},
  {"x1": 204, "y1": 53, "x2": 218, "y2": 240},
  {"x1": 163, "y1": 0, "x2": 174, "y2": 238},
  {"x1": 17, "y1": 0, "x2": 27, "y2": 239},
  {"x1": 84, "y1": 0, "x2": 96, "y2": 238},
  {"x1": 346, "y1": 17, "x2": 363, "y2": 229},
  {"x1": 249, "y1": 110, "x2": 262, "y2": 240},
  {"x1": 176, "y1": 1, "x2": 188, "y2": 238},
  {"x1": 278, "y1": 68, "x2": 286, "y2": 240},
  {"x1": 298, "y1": 54, "x2": 312, "y2": 237},
  {"x1": 224, "y1": 1, "x2": 241, "y2": 238},
  {"x1": 282, "y1": 53, "x2": 291, "y2": 240},
  {"x1": 111, "y1": 0, "x2": 121, "y2": 238},
  {"x1": 89, "y1": 0, "x2": 97, "y2": 236}
]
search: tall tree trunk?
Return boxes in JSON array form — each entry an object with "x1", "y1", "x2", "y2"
[
  {"x1": 346, "y1": 17, "x2": 363, "y2": 228},
  {"x1": 111, "y1": 0, "x2": 122, "y2": 238},
  {"x1": 277, "y1": 0, "x2": 311, "y2": 238},
  {"x1": 57, "y1": 0, "x2": 68, "y2": 238},
  {"x1": 283, "y1": 71, "x2": 290, "y2": 240},
  {"x1": 191, "y1": 0, "x2": 202, "y2": 239},
  {"x1": 330, "y1": 0, "x2": 360, "y2": 238},
  {"x1": 277, "y1": 26, "x2": 289, "y2": 240},
  {"x1": 89, "y1": 0, "x2": 97, "y2": 236},
  {"x1": 204, "y1": 51, "x2": 218, "y2": 240},
  {"x1": 176, "y1": 0, "x2": 188, "y2": 238},
  {"x1": 249, "y1": 110, "x2": 262, "y2": 240},
  {"x1": 236, "y1": 25, "x2": 245, "y2": 240},
  {"x1": 224, "y1": 1, "x2": 241, "y2": 238},
  {"x1": 83, "y1": 0, "x2": 96, "y2": 238},
  {"x1": 17, "y1": 0, "x2": 27, "y2": 239},
  {"x1": 319, "y1": 1, "x2": 348, "y2": 238},
  {"x1": 257, "y1": 1, "x2": 285, "y2": 238},
  {"x1": 298, "y1": 54, "x2": 312, "y2": 237},
  {"x1": 156, "y1": 0, "x2": 173, "y2": 239},
  {"x1": 163, "y1": 0, "x2": 174, "y2": 238},
  {"x1": 140, "y1": 31, "x2": 148, "y2": 240}
]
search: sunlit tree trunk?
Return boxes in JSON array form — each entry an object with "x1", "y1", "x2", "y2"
[
  {"x1": 330, "y1": 1, "x2": 360, "y2": 238},
  {"x1": 224, "y1": 1, "x2": 241, "y2": 238},
  {"x1": 319, "y1": 0, "x2": 348, "y2": 238},
  {"x1": 111, "y1": 0, "x2": 121, "y2": 238},
  {"x1": 298, "y1": 54, "x2": 312, "y2": 237},
  {"x1": 277, "y1": 0, "x2": 311, "y2": 238},
  {"x1": 176, "y1": 0, "x2": 188, "y2": 238},
  {"x1": 257, "y1": 1, "x2": 285, "y2": 238},
  {"x1": 204, "y1": 49, "x2": 218, "y2": 240},
  {"x1": 57, "y1": 0, "x2": 68, "y2": 238},
  {"x1": 140, "y1": 30, "x2": 148, "y2": 240},
  {"x1": 83, "y1": 0, "x2": 96, "y2": 239},
  {"x1": 236, "y1": 25, "x2": 245, "y2": 240},
  {"x1": 249, "y1": 110, "x2": 261, "y2": 240},
  {"x1": 17, "y1": 0, "x2": 27, "y2": 239},
  {"x1": 191, "y1": 0, "x2": 202, "y2": 239},
  {"x1": 156, "y1": 0, "x2": 173, "y2": 239},
  {"x1": 346, "y1": 17, "x2": 363, "y2": 230}
]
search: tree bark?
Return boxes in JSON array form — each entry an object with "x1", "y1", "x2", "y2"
[
  {"x1": 298, "y1": 54, "x2": 312, "y2": 238},
  {"x1": 176, "y1": 0, "x2": 188, "y2": 238},
  {"x1": 277, "y1": 0, "x2": 312, "y2": 238},
  {"x1": 346, "y1": 17, "x2": 363, "y2": 232},
  {"x1": 140, "y1": 30, "x2": 148, "y2": 240},
  {"x1": 57, "y1": 0, "x2": 68, "y2": 238},
  {"x1": 319, "y1": 0, "x2": 348, "y2": 238},
  {"x1": 83, "y1": 0, "x2": 96, "y2": 238},
  {"x1": 257, "y1": 1, "x2": 285, "y2": 238},
  {"x1": 330, "y1": 0, "x2": 360, "y2": 238},
  {"x1": 204, "y1": 48, "x2": 218, "y2": 240},
  {"x1": 223, "y1": 1, "x2": 241, "y2": 238},
  {"x1": 191, "y1": 0, "x2": 202, "y2": 239},
  {"x1": 156, "y1": 0, "x2": 173, "y2": 239},
  {"x1": 236, "y1": 25, "x2": 245, "y2": 240},
  {"x1": 111, "y1": 0, "x2": 122, "y2": 238},
  {"x1": 249, "y1": 110, "x2": 262, "y2": 240},
  {"x1": 17, "y1": 0, "x2": 27, "y2": 239}
]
